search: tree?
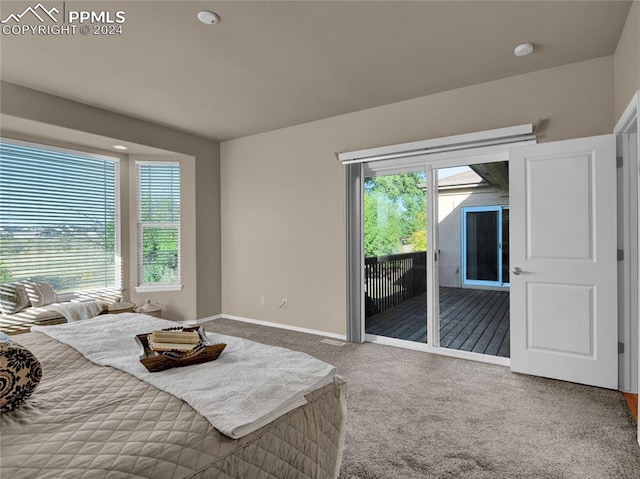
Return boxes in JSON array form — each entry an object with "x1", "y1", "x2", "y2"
[
  {"x1": 142, "y1": 227, "x2": 179, "y2": 283},
  {"x1": 408, "y1": 211, "x2": 427, "y2": 251},
  {"x1": 0, "y1": 230, "x2": 14, "y2": 282},
  {"x1": 0, "y1": 261, "x2": 11, "y2": 282},
  {"x1": 364, "y1": 191, "x2": 403, "y2": 256},
  {"x1": 364, "y1": 172, "x2": 426, "y2": 257}
]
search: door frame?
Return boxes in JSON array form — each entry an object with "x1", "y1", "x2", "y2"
[
  {"x1": 461, "y1": 205, "x2": 510, "y2": 288},
  {"x1": 615, "y1": 91, "x2": 640, "y2": 400}
]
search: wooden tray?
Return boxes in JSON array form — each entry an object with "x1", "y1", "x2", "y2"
[{"x1": 135, "y1": 326, "x2": 226, "y2": 372}]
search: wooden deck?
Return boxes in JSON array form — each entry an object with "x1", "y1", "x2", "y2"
[{"x1": 365, "y1": 287, "x2": 510, "y2": 357}]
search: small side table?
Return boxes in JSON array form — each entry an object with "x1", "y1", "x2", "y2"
[{"x1": 106, "y1": 301, "x2": 136, "y2": 314}]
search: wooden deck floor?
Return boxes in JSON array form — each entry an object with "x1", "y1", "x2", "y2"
[{"x1": 365, "y1": 287, "x2": 510, "y2": 357}]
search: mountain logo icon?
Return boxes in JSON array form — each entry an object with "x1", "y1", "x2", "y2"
[{"x1": 1, "y1": 3, "x2": 59, "y2": 24}]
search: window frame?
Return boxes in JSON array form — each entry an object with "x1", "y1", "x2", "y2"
[
  {"x1": 0, "y1": 136, "x2": 122, "y2": 294},
  {"x1": 461, "y1": 205, "x2": 510, "y2": 288},
  {"x1": 135, "y1": 160, "x2": 182, "y2": 293}
]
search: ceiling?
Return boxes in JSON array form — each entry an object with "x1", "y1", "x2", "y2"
[
  {"x1": 0, "y1": 1, "x2": 633, "y2": 142},
  {"x1": 0, "y1": 116, "x2": 182, "y2": 155}
]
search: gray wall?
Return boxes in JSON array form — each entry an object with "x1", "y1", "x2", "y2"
[
  {"x1": 615, "y1": 0, "x2": 640, "y2": 119},
  {"x1": 221, "y1": 56, "x2": 615, "y2": 335}
]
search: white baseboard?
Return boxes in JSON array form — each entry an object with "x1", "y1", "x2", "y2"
[
  {"x1": 198, "y1": 315, "x2": 510, "y2": 367},
  {"x1": 203, "y1": 313, "x2": 347, "y2": 341},
  {"x1": 194, "y1": 314, "x2": 223, "y2": 324}
]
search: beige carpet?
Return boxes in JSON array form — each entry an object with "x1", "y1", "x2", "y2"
[{"x1": 205, "y1": 318, "x2": 640, "y2": 479}]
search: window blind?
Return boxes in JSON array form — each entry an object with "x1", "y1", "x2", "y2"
[
  {"x1": 137, "y1": 162, "x2": 180, "y2": 287},
  {"x1": 0, "y1": 139, "x2": 119, "y2": 293}
]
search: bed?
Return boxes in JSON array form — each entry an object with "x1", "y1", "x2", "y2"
[{"x1": 0, "y1": 315, "x2": 347, "y2": 479}]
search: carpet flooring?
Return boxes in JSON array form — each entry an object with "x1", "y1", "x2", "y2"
[{"x1": 205, "y1": 319, "x2": 640, "y2": 479}]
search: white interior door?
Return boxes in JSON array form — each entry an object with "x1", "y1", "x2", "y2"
[{"x1": 510, "y1": 135, "x2": 618, "y2": 389}]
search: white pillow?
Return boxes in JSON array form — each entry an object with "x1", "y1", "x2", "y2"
[{"x1": 24, "y1": 282, "x2": 57, "y2": 307}]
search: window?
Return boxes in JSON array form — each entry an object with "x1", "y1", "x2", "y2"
[
  {"x1": 136, "y1": 161, "x2": 181, "y2": 291},
  {"x1": 0, "y1": 139, "x2": 119, "y2": 292},
  {"x1": 461, "y1": 205, "x2": 509, "y2": 287}
]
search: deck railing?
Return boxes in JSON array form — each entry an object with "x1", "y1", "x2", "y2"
[{"x1": 364, "y1": 251, "x2": 426, "y2": 318}]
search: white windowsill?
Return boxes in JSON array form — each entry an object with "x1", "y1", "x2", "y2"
[{"x1": 135, "y1": 284, "x2": 183, "y2": 293}]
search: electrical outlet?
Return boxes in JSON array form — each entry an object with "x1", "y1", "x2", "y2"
[
  {"x1": 279, "y1": 298, "x2": 288, "y2": 309},
  {"x1": 260, "y1": 296, "x2": 265, "y2": 305}
]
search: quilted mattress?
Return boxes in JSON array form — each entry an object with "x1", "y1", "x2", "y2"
[{"x1": 0, "y1": 332, "x2": 347, "y2": 479}]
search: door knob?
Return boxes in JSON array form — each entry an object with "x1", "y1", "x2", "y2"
[{"x1": 512, "y1": 267, "x2": 523, "y2": 275}]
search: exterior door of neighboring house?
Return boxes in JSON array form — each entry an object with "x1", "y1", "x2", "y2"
[
  {"x1": 509, "y1": 135, "x2": 618, "y2": 389},
  {"x1": 462, "y1": 205, "x2": 509, "y2": 287}
]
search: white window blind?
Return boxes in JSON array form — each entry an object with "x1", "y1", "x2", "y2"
[
  {"x1": 137, "y1": 161, "x2": 181, "y2": 289},
  {"x1": 0, "y1": 139, "x2": 119, "y2": 293}
]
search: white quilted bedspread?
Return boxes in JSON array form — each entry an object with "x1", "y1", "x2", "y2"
[
  {"x1": 1, "y1": 332, "x2": 347, "y2": 479},
  {"x1": 32, "y1": 314, "x2": 336, "y2": 439}
]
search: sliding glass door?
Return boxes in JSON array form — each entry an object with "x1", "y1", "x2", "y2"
[
  {"x1": 437, "y1": 164, "x2": 510, "y2": 358},
  {"x1": 462, "y1": 206, "x2": 509, "y2": 287},
  {"x1": 360, "y1": 160, "x2": 510, "y2": 359},
  {"x1": 363, "y1": 170, "x2": 428, "y2": 342}
]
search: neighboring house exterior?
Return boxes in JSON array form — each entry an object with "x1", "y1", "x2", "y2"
[{"x1": 437, "y1": 164, "x2": 509, "y2": 289}]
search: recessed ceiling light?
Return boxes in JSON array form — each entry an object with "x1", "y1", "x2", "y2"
[
  {"x1": 198, "y1": 11, "x2": 220, "y2": 25},
  {"x1": 514, "y1": 42, "x2": 534, "y2": 57},
  {"x1": 113, "y1": 145, "x2": 128, "y2": 150}
]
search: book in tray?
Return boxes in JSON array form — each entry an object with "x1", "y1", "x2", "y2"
[
  {"x1": 135, "y1": 326, "x2": 226, "y2": 372},
  {"x1": 149, "y1": 329, "x2": 200, "y2": 352}
]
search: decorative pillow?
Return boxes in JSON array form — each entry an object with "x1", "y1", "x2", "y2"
[
  {"x1": 38, "y1": 282, "x2": 57, "y2": 305},
  {"x1": 24, "y1": 282, "x2": 57, "y2": 308},
  {"x1": 0, "y1": 337, "x2": 43, "y2": 413},
  {"x1": 0, "y1": 283, "x2": 30, "y2": 315}
]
